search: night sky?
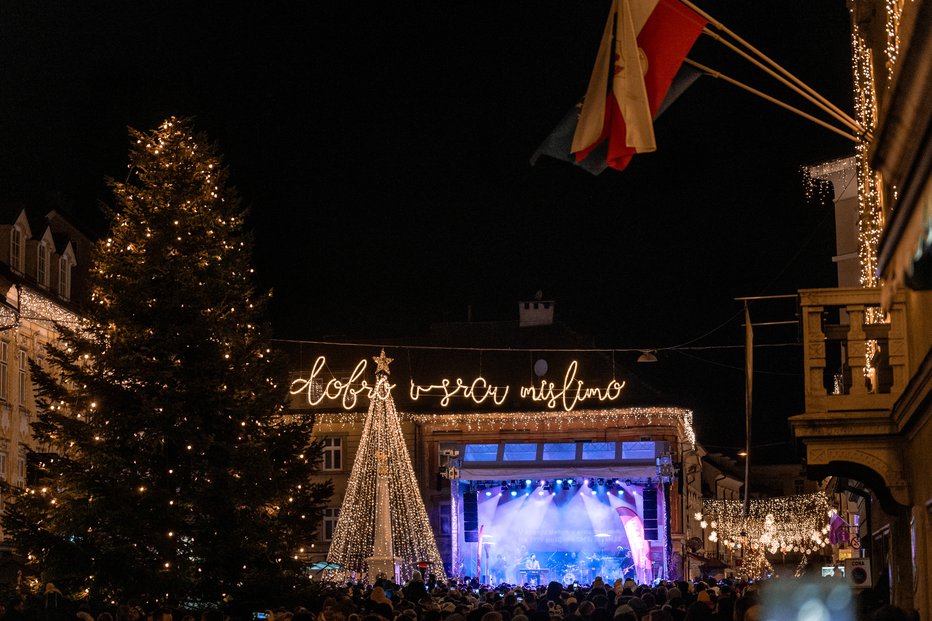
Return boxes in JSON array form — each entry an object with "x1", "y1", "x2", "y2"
[{"x1": 1, "y1": 2, "x2": 856, "y2": 456}]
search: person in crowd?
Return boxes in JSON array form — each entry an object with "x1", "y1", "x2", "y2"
[{"x1": 406, "y1": 571, "x2": 428, "y2": 605}]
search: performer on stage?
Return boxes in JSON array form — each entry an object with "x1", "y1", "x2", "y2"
[{"x1": 525, "y1": 554, "x2": 541, "y2": 586}]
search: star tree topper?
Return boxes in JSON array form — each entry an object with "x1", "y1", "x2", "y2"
[{"x1": 373, "y1": 349, "x2": 393, "y2": 375}]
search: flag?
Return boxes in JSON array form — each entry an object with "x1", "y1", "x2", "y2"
[
  {"x1": 828, "y1": 513, "x2": 850, "y2": 545},
  {"x1": 530, "y1": 65, "x2": 701, "y2": 175},
  {"x1": 572, "y1": 0, "x2": 707, "y2": 171}
]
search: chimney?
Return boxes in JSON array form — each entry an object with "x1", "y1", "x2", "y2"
[{"x1": 518, "y1": 293, "x2": 554, "y2": 327}]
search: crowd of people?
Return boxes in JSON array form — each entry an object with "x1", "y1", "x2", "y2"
[{"x1": 0, "y1": 574, "x2": 917, "y2": 621}]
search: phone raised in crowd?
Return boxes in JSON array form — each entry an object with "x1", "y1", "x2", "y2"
[{"x1": 253, "y1": 614, "x2": 269, "y2": 621}]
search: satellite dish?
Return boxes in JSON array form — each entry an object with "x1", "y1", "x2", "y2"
[{"x1": 534, "y1": 359, "x2": 548, "y2": 377}]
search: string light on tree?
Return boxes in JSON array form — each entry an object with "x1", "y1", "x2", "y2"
[{"x1": 326, "y1": 350, "x2": 446, "y2": 584}]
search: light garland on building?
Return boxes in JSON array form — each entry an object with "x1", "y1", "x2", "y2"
[
  {"x1": 312, "y1": 407, "x2": 695, "y2": 446},
  {"x1": 0, "y1": 289, "x2": 84, "y2": 330},
  {"x1": 884, "y1": 0, "x2": 905, "y2": 85},
  {"x1": 326, "y1": 359, "x2": 446, "y2": 584},
  {"x1": 850, "y1": 9, "x2": 888, "y2": 379},
  {"x1": 696, "y1": 493, "x2": 833, "y2": 579},
  {"x1": 409, "y1": 407, "x2": 696, "y2": 447}
]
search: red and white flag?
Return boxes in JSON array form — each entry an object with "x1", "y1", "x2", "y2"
[{"x1": 572, "y1": 0, "x2": 707, "y2": 171}]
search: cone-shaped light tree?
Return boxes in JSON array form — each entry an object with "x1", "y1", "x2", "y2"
[
  {"x1": 326, "y1": 350, "x2": 446, "y2": 583},
  {"x1": 1, "y1": 117, "x2": 332, "y2": 609}
]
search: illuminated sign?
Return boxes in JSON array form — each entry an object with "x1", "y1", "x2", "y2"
[{"x1": 290, "y1": 356, "x2": 625, "y2": 412}]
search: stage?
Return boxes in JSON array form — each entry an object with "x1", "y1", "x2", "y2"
[{"x1": 457, "y1": 477, "x2": 666, "y2": 586}]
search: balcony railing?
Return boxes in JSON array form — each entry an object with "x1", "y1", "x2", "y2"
[{"x1": 799, "y1": 287, "x2": 908, "y2": 415}]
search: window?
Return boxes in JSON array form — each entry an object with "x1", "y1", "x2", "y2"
[
  {"x1": 58, "y1": 257, "x2": 71, "y2": 299},
  {"x1": 0, "y1": 341, "x2": 7, "y2": 401},
  {"x1": 322, "y1": 508, "x2": 339, "y2": 541},
  {"x1": 37, "y1": 243, "x2": 49, "y2": 287},
  {"x1": 622, "y1": 441, "x2": 656, "y2": 460},
  {"x1": 503, "y1": 443, "x2": 537, "y2": 461},
  {"x1": 582, "y1": 442, "x2": 616, "y2": 460},
  {"x1": 542, "y1": 442, "x2": 576, "y2": 461},
  {"x1": 0, "y1": 452, "x2": 7, "y2": 482},
  {"x1": 10, "y1": 227, "x2": 22, "y2": 272},
  {"x1": 463, "y1": 444, "x2": 499, "y2": 462},
  {"x1": 15, "y1": 457, "x2": 25, "y2": 488},
  {"x1": 17, "y1": 350, "x2": 27, "y2": 404},
  {"x1": 321, "y1": 437, "x2": 342, "y2": 471}
]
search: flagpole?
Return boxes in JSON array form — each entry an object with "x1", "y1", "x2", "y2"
[
  {"x1": 743, "y1": 301, "x2": 753, "y2": 517},
  {"x1": 700, "y1": 29, "x2": 865, "y2": 138},
  {"x1": 678, "y1": 0, "x2": 867, "y2": 138},
  {"x1": 684, "y1": 59, "x2": 860, "y2": 143}
]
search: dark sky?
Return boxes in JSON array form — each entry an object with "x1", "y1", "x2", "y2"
[{"x1": 0, "y1": 1, "x2": 856, "y2": 456}]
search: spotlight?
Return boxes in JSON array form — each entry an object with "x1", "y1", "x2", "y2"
[
  {"x1": 614, "y1": 480, "x2": 622, "y2": 485},
  {"x1": 584, "y1": 478, "x2": 590, "y2": 486},
  {"x1": 485, "y1": 490, "x2": 493, "y2": 497},
  {"x1": 567, "y1": 479, "x2": 575, "y2": 487},
  {"x1": 525, "y1": 479, "x2": 532, "y2": 486},
  {"x1": 555, "y1": 479, "x2": 563, "y2": 485},
  {"x1": 591, "y1": 489, "x2": 597, "y2": 495},
  {"x1": 510, "y1": 489, "x2": 518, "y2": 497}
]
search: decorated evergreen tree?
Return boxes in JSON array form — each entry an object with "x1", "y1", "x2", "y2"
[
  {"x1": 326, "y1": 350, "x2": 445, "y2": 584},
  {"x1": 2, "y1": 117, "x2": 331, "y2": 610}
]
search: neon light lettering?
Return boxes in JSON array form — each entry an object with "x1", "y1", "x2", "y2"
[
  {"x1": 409, "y1": 376, "x2": 509, "y2": 407},
  {"x1": 289, "y1": 356, "x2": 392, "y2": 410},
  {"x1": 520, "y1": 360, "x2": 625, "y2": 411}
]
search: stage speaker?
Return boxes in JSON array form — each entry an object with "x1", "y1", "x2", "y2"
[
  {"x1": 463, "y1": 490, "x2": 479, "y2": 536},
  {"x1": 642, "y1": 487, "x2": 659, "y2": 540}
]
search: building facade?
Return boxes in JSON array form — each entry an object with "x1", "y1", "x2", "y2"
[
  {"x1": 285, "y1": 301, "x2": 715, "y2": 584},
  {"x1": 0, "y1": 205, "x2": 88, "y2": 556},
  {"x1": 790, "y1": 1, "x2": 932, "y2": 616}
]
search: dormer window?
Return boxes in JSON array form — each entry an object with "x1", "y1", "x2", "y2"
[
  {"x1": 10, "y1": 227, "x2": 22, "y2": 273},
  {"x1": 58, "y1": 256, "x2": 71, "y2": 300},
  {"x1": 37, "y1": 242, "x2": 49, "y2": 287}
]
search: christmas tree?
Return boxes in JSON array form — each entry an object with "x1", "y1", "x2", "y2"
[
  {"x1": 326, "y1": 350, "x2": 446, "y2": 584},
  {"x1": 2, "y1": 117, "x2": 332, "y2": 610}
]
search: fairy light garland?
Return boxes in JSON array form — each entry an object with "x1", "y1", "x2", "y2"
[
  {"x1": 850, "y1": 10, "x2": 888, "y2": 379},
  {"x1": 326, "y1": 370, "x2": 446, "y2": 584},
  {"x1": 884, "y1": 0, "x2": 904, "y2": 84},
  {"x1": 696, "y1": 493, "x2": 833, "y2": 579},
  {"x1": 410, "y1": 407, "x2": 695, "y2": 447}
]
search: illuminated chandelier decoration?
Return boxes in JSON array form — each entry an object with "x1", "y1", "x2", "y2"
[
  {"x1": 696, "y1": 493, "x2": 833, "y2": 579},
  {"x1": 326, "y1": 350, "x2": 446, "y2": 583}
]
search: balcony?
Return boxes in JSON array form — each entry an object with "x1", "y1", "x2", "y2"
[{"x1": 789, "y1": 287, "x2": 917, "y2": 507}]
